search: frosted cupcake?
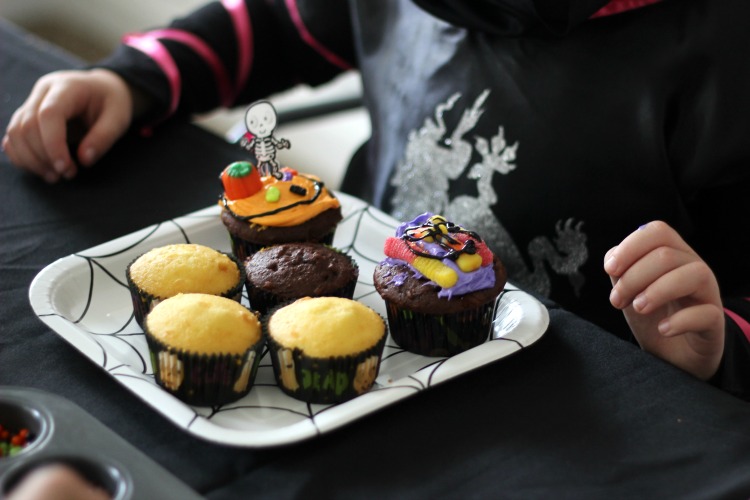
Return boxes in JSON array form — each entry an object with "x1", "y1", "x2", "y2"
[
  {"x1": 265, "y1": 297, "x2": 387, "y2": 404},
  {"x1": 126, "y1": 244, "x2": 244, "y2": 328},
  {"x1": 373, "y1": 213, "x2": 507, "y2": 356},
  {"x1": 219, "y1": 161, "x2": 342, "y2": 262},
  {"x1": 144, "y1": 293, "x2": 263, "y2": 406}
]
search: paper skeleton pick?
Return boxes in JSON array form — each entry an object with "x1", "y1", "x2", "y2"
[{"x1": 239, "y1": 100, "x2": 291, "y2": 178}]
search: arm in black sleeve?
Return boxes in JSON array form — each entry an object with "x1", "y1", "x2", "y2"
[
  {"x1": 95, "y1": 0, "x2": 356, "y2": 126},
  {"x1": 411, "y1": 0, "x2": 612, "y2": 36},
  {"x1": 712, "y1": 298, "x2": 750, "y2": 401},
  {"x1": 656, "y1": 3, "x2": 750, "y2": 401}
]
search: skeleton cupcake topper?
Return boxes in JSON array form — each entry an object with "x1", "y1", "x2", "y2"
[{"x1": 240, "y1": 100, "x2": 291, "y2": 178}]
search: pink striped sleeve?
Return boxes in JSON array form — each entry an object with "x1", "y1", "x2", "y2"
[
  {"x1": 148, "y1": 29, "x2": 234, "y2": 107},
  {"x1": 590, "y1": 0, "x2": 663, "y2": 19},
  {"x1": 123, "y1": 33, "x2": 181, "y2": 120},
  {"x1": 725, "y1": 305, "x2": 750, "y2": 344},
  {"x1": 285, "y1": 0, "x2": 352, "y2": 71},
  {"x1": 221, "y1": 0, "x2": 254, "y2": 102}
]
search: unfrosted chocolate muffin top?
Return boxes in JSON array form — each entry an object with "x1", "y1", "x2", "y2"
[{"x1": 244, "y1": 243, "x2": 358, "y2": 300}]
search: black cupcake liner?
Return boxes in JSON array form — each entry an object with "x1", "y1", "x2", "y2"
[
  {"x1": 126, "y1": 251, "x2": 245, "y2": 329},
  {"x1": 263, "y1": 302, "x2": 387, "y2": 404},
  {"x1": 244, "y1": 247, "x2": 358, "y2": 315},
  {"x1": 384, "y1": 299, "x2": 496, "y2": 357},
  {"x1": 144, "y1": 329, "x2": 264, "y2": 407},
  {"x1": 227, "y1": 230, "x2": 336, "y2": 263}
]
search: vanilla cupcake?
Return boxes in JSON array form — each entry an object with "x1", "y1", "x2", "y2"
[
  {"x1": 265, "y1": 297, "x2": 386, "y2": 404},
  {"x1": 144, "y1": 293, "x2": 263, "y2": 406},
  {"x1": 126, "y1": 244, "x2": 245, "y2": 327}
]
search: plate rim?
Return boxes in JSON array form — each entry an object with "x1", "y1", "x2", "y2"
[{"x1": 28, "y1": 194, "x2": 549, "y2": 447}]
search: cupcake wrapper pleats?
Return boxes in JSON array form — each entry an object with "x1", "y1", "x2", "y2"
[
  {"x1": 384, "y1": 300, "x2": 495, "y2": 357},
  {"x1": 145, "y1": 333, "x2": 264, "y2": 407},
  {"x1": 267, "y1": 336, "x2": 386, "y2": 405},
  {"x1": 263, "y1": 305, "x2": 387, "y2": 405}
]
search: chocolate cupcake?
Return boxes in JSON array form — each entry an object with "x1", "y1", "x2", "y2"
[
  {"x1": 244, "y1": 243, "x2": 358, "y2": 315},
  {"x1": 265, "y1": 297, "x2": 387, "y2": 404},
  {"x1": 373, "y1": 213, "x2": 507, "y2": 357},
  {"x1": 144, "y1": 293, "x2": 263, "y2": 406},
  {"x1": 126, "y1": 244, "x2": 244, "y2": 328},
  {"x1": 219, "y1": 161, "x2": 342, "y2": 262}
]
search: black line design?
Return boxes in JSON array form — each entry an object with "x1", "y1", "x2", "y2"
[
  {"x1": 71, "y1": 257, "x2": 95, "y2": 324},
  {"x1": 491, "y1": 336, "x2": 524, "y2": 349},
  {"x1": 87, "y1": 257, "x2": 129, "y2": 289},
  {"x1": 381, "y1": 348, "x2": 410, "y2": 362},
  {"x1": 96, "y1": 335, "x2": 148, "y2": 373},
  {"x1": 422, "y1": 358, "x2": 448, "y2": 387},
  {"x1": 353, "y1": 288, "x2": 379, "y2": 302},
  {"x1": 211, "y1": 403, "x2": 317, "y2": 421},
  {"x1": 77, "y1": 223, "x2": 163, "y2": 259},
  {"x1": 89, "y1": 333, "x2": 109, "y2": 369},
  {"x1": 406, "y1": 375, "x2": 427, "y2": 390},
  {"x1": 187, "y1": 413, "x2": 200, "y2": 429},
  {"x1": 167, "y1": 219, "x2": 192, "y2": 244}
]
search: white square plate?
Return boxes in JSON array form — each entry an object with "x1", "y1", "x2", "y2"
[{"x1": 29, "y1": 193, "x2": 548, "y2": 447}]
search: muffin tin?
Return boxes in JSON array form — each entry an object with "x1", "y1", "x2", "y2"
[{"x1": 0, "y1": 387, "x2": 201, "y2": 499}]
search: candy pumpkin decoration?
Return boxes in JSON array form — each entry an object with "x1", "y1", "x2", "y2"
[{"x1": 220, "y1": 161, "x2": 262, "y2": 200}]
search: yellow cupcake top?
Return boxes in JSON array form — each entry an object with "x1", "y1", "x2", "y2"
[
  {"x1": 146, "y1": 294, "x2": 261, "y2": 355},
  {"x1": 268, "y1": 297, "x2": 385, "y2": 357},
  {"x1": 129, "y1": 244, "x2": 240, "y2": 298}
]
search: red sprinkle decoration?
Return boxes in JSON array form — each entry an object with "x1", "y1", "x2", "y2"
[{"x1": 0, "y1": 424, "x2": 32, "y2": 457}]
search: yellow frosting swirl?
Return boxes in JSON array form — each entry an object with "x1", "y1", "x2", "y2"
[{"x1": 221, "y1": 174, "x2": 340, "y2": 227}]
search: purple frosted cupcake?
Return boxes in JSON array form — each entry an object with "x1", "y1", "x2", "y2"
[{"x1": 373, "y1": 213, "x2": 507, "y2": 357}]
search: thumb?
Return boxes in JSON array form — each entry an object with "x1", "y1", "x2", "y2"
[
  {"x1": 603, "y1": 246, "x2": 619, "y2": 284},
  {"x1": 76, "y1": 105, "x2": 131, "y2": 167}
]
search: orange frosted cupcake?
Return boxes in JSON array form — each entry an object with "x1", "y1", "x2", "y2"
[{"x1": 219, "y1": 161, "x2": 342, "y2": 262}]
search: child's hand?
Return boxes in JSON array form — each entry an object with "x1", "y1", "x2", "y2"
[
  {"x1": 604, "y1": 220, "x2": 724, "y2": 380},
  {"x1": 2, "y1": 69, "x2": 134, "y2": 183},
  {"x1": 5, "y1": 463, "x2": 110, "y2": 500}
]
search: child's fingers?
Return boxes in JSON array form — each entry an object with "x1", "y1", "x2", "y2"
[
  {"x1": 4, "y1": 79, "x2": 68, "y2": 180},
  {"x1": 648, "y1": 302, "x2": 725, "y2": 381},
  {"x1": 3, "y1": 134, "x2": 60, "y2": 183},
  {"x1": 608, "y1": 245, "x2": 696, "y2": 309},
  {"x1": 624, "y1": 260, "x2": 720, "y2": 315},
  {"x1": 658, "y1": 303, "x2": 725, "y2": 340},
  {"x1": 604, "y1": 221, "x2": 694, "y2": 278},
  {"x1": 77, "y1": 102, "x2": 131, "y2": 168},
  {"x1": 37, "y1": 84, "x2": 79, "y2": 176}
]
